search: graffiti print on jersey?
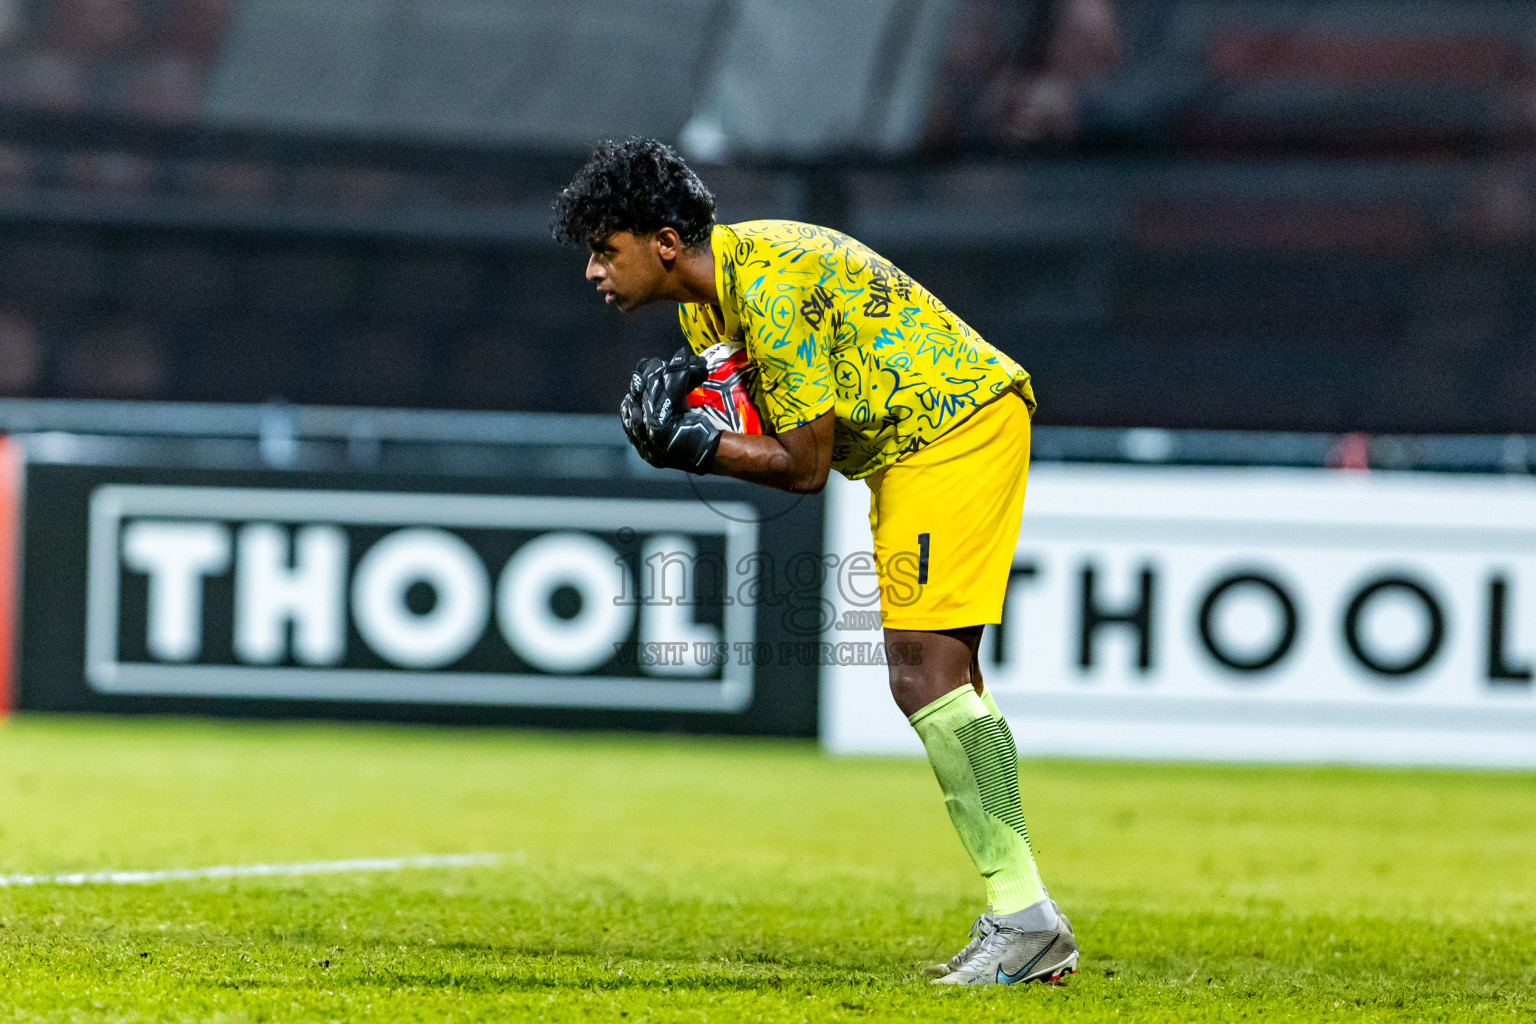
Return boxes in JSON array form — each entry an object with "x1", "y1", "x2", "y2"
[{"x1": 678, "y1": 221, "x2": 1035, "y2": 480}]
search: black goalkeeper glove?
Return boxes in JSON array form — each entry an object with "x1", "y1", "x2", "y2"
[
  {"x1": 648, "y1": 409, "x2": 722, "y2": 475},
  {"x1": 620, "y1": 360, "x2": 657, "y2": 464},
  {"x1": 630, "y1": 347, "x2": 720, "y2": 474}
]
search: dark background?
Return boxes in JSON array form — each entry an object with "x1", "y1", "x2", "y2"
[{"x1": 0, "y1": 0, "x2": 1533, "y2": 434}]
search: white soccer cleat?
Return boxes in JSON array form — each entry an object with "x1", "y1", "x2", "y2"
[{"x1": 931, "y1": 897, "x2": 1079, "y2": 986}]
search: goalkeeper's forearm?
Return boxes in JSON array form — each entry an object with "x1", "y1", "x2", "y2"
[{"x1": 710, "y1": 412, "x2": 834, "y2": 494}]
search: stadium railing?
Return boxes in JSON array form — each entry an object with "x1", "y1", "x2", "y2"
[{"x1": 0, "y1": 398, "x2": 1530, "y2": 476}]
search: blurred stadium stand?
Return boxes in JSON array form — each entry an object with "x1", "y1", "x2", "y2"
[{"x1": 0, "y1": 0, "x2": 1531, "y2": 434}]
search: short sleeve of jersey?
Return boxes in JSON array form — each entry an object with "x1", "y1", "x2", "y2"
[{"x1": 742, "y1": 279, "x2": 836, "y2": 434}]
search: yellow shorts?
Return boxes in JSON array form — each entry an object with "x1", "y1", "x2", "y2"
[{"x1": 866, "y1": 390, "x2": 1031, "y2": 631}]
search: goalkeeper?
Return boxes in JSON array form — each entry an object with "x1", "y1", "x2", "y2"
[{"x1": 552, "y1": 138, "x2": 1077, "y2": 987}]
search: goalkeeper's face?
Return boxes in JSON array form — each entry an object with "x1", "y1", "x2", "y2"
[{"x1": 586, "y1": 231, "x2": 667, "y2": 312}]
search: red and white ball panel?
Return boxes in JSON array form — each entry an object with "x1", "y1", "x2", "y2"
[{"x1": 687, "y1": 341, "x2": 765, "y2": 435}]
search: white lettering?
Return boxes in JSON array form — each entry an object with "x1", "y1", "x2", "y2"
[
  {"x1": 234, "y1": 524, "x2": 347, "y2": 665},
  {"x1": 351, "y1": 528, "x2": 488, "y2": 669},
  {"x1": 640, "y1": 534, "x2": 719, "y2": 678},
  {"x1": 497, "y1": 532, "x2": 633, "y2": 673},
  {"x1": 121, "y1": 520, "x2": 230, "y2": 662}
]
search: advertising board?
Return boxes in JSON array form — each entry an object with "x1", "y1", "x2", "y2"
[
  {"x1": 821, "y1": 465, "x2": 1536, "y2": 767},
  {"x1": 18, "y1": 454, "x2": 823, "y2": 735}
]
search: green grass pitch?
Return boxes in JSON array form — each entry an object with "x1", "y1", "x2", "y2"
[{"x1": 0, "y1": 715, "x2": 1532, "y2": 1022}]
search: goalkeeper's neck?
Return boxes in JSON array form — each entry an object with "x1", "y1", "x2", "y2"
[{"x1": 665, "y1": 237, "x2": 720, "y2": 309}]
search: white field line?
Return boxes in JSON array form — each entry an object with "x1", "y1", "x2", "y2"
[{"x1": 0, "y1": 853, "x2": 505, "y2": 888}]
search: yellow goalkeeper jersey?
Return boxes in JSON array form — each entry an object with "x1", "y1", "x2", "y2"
[{"x1": 677, "y1": 220, "x2": 1034, "y2": 480}]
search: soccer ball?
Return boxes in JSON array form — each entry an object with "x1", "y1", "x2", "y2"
[{"x1": 687, "y1": 341, "x2": 764, "y2": 434}]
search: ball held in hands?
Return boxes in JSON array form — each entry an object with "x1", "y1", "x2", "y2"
[
  {"x1": 619, "y1": 347, "x2": 722, "y2": 474},
  {"x1": 685, "y1": 342, "x2": 765, "y2": 435}
]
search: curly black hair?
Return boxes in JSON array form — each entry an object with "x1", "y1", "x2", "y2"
[{"x1": 552, "y1": 138, "x2": 716, "y2": 249}]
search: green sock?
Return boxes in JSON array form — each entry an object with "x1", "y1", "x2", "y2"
[
  {"x1": 909, "y1": 684, "x2": 1046, "y2": 914},
  {"x1": 979, "y1": 683, "x2": 1048, "y2": 899}
]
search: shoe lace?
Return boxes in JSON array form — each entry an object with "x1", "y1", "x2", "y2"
[
  {"x1": 950, "y1": 913, "x2": 996, "y2": 969},
  {"x1": 953, "y1": 921, "x2": 1018, "y2": 978}
]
